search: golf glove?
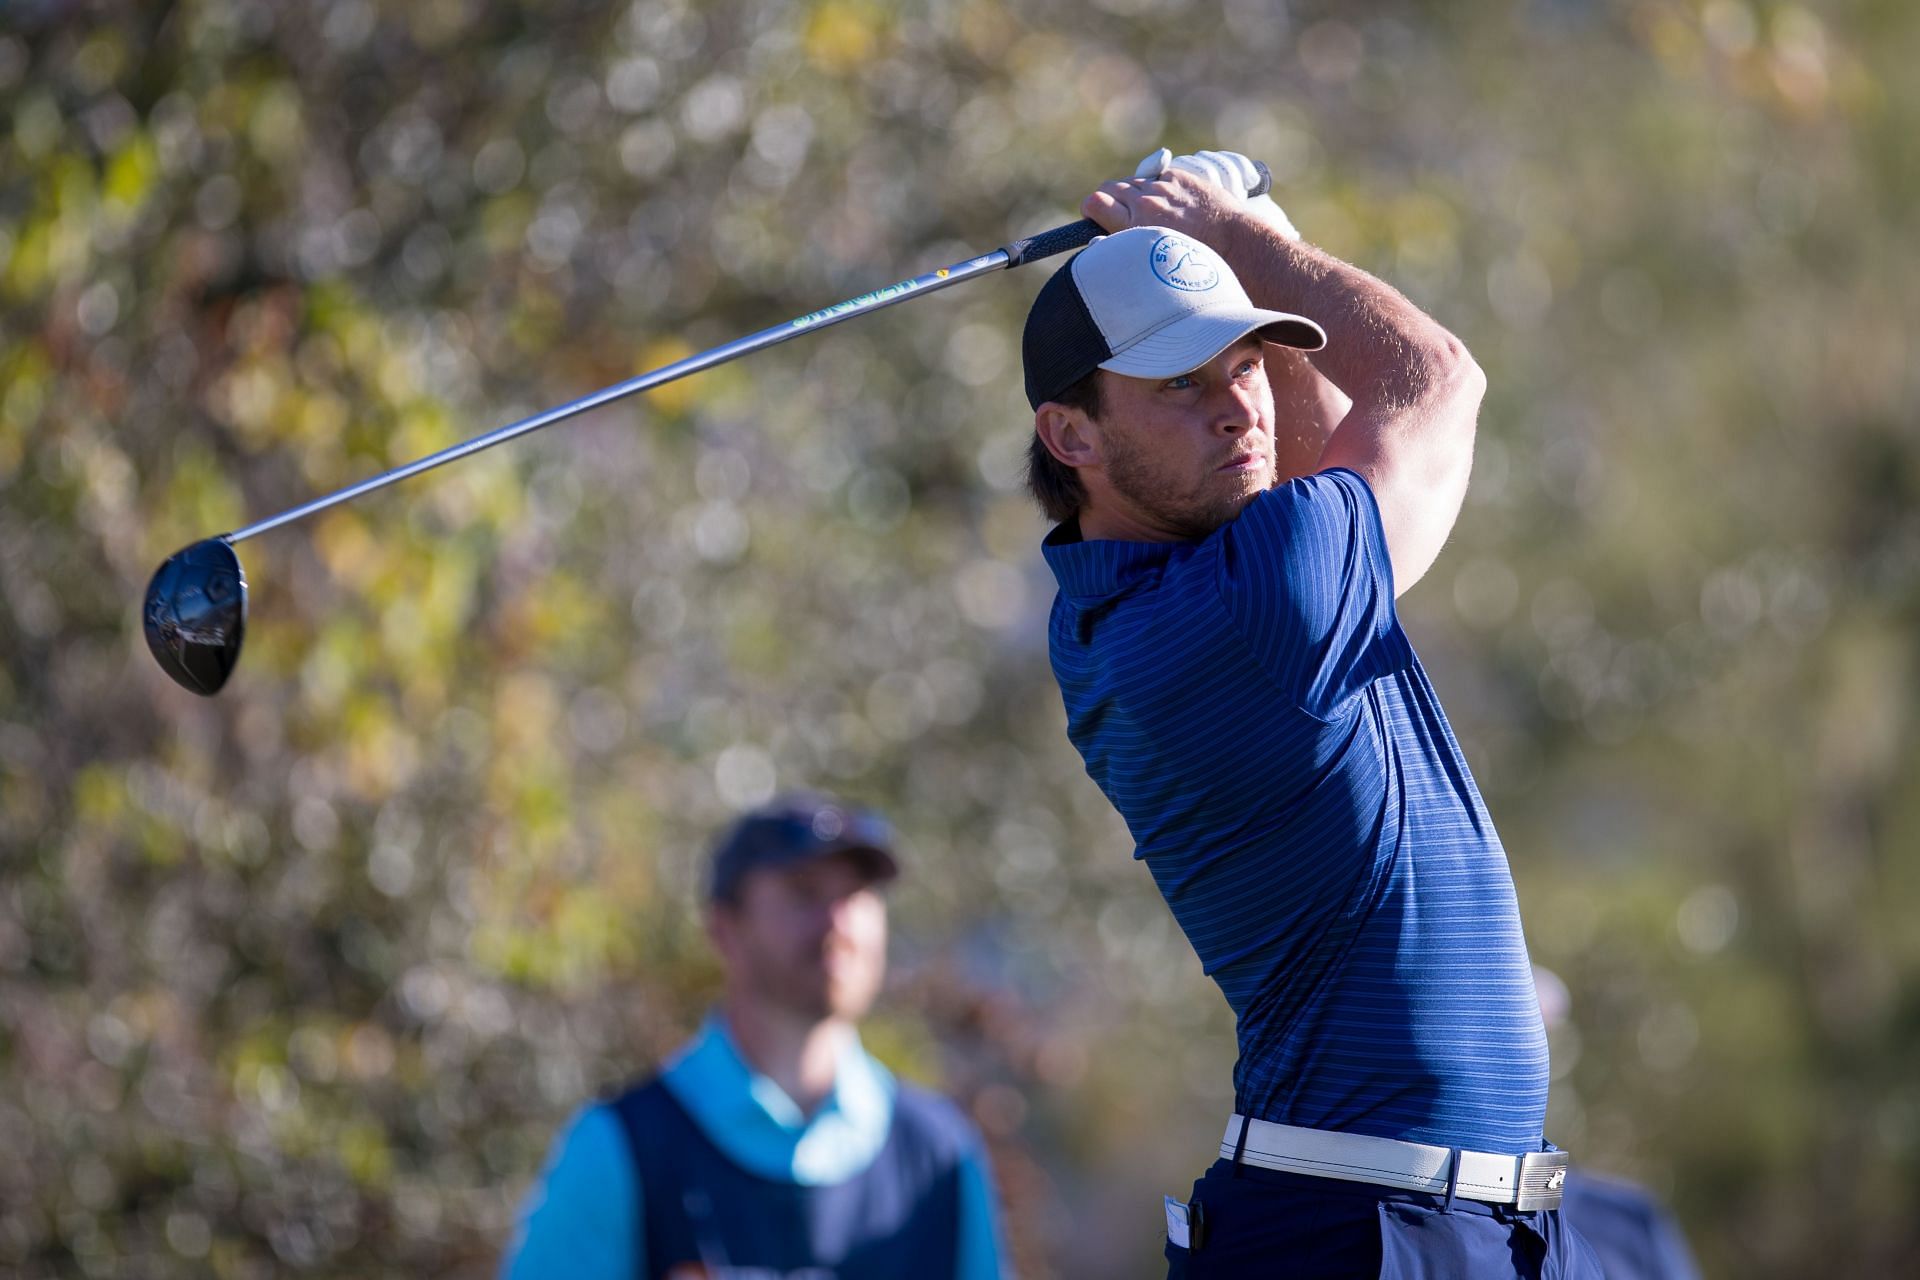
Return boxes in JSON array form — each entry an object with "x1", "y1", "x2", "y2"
[{"x1": 1135, "y1": 147, "x2": 1302, "y2": 241}]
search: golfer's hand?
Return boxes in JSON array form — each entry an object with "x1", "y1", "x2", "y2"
[
  {"x1": 1081, "y1": 165, "x2": 1243, "y2": 244},
  {"x1": 1085, "y1": 148, "x2": 1302, "y2": 243},
  {"x1": 1147, "y1": 148, "x2": 1302, "y2": 240}
]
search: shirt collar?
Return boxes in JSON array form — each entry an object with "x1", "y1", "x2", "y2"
[
  {"x1": 660, "y1": 1014, "x2": 895, "y2": 1185},
  {"x1": 1041, "y1": 518, "x2": 1180, "y2": 603}
]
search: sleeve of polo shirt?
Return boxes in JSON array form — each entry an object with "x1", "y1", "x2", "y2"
[
  {"x1": 499, "y1": 1104, "x2": 640, "y2": 1280},
  {"x1": 1218, "y1": 468, "x2": 1413, "y2": 719}
]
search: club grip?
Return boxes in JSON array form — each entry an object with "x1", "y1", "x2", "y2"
[
  {"x1": 1002, "y1": 159, "x2": 1275, "y2": 269},
  {"x1": 1001, "y1": 218, "x2": 1103, "y2": 268}
]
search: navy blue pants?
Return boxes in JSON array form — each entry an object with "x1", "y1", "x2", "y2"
[{"x1": 1164, "y1": 1159, "x2": 1606, "y2": 1279}]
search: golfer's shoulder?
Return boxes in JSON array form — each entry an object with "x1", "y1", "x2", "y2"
[
  {"x1": 1217, "y1": 468, "x2": 1383, "y2": 574},
  {"x1": 1257, "y1": 468, "x2": 1380, "y2": 533}
]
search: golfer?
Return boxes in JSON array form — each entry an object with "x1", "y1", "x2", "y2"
[
  {"x1": 1022, "y1": 150, "x2": 1600, "y2": 1277},
  {"x1": 502, "y1": 793, "x2": 1006, "y2": 1279}
]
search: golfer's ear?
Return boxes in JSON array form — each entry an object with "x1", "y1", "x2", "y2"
[{"x1": 1035, "y1": 402, "x2": 1100, "y2": 471}]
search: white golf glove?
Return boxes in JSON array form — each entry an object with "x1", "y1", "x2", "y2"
[{"x1": 1135, "y1": 147, "x2": 1301, "y2": 241}]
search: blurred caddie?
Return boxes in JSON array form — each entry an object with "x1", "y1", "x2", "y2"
[{"x1": 503, "y1": 792, "x2": 1006, "y2": 1279}]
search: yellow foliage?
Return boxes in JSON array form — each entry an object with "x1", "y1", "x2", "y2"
[
  {"x1": 138, "y1": 818, "x2": 186, "y2": 867},
  {"x1": 224, "y1": 362, "x2": 279, "y2": 433},
  {"x1": 3, "y1": 218, "x2": 52, "y2": 299},
  {"x1": 1387, "y1": 190, "x2": 1461, "y2": 270},
  {"x1": 957, "y1": 0, "x2": 1015, "y2": 60},
  {"x1": 339, "y1": 1119, "x2": 394, "y2": 1187},
  {"x1": 0, "y1": 347, "x2": 50, "y2": 472},
  {"x1": 423, "y1": 551, "x2": 479, "y2": 633},
  {"x1": 53, "y1": 155, "x2": 96, "y2": 224},
  {"x1": 307, "y1": 281, "x2": 372, "y2": 343},
  {"x1": 805, "y1": 1, "x2": 885, "y2": 74},
  {"x1": 342, "y1": 694, "x2": 422, "y2": 800},
  {"x1": 230, "y1": 1027, "x2": 290, "y2": 1077},
  {"x1": 590, "y1": 790, "x2": 658, "y2": 905},
  {"x1": 723, "y1": 600, "x2": 788, "y2": 677},
  {"x1": 637, "y1": 338, "x2": 719, "y2": 416},
  {"x1": 511, "y1": 772, "x2": 572, "y2": 847},
  {"x1": 70, "y1": 30, "x2": 127, "y2": 92},
  {"x1": 157, "y1": 449, "x2": 245, "y2": 550},
  {"x1": 377, "y1": 347, "x2": 419, "y2": 403},
  {"x1": 314, "y1": 510, "x2": 380, "y2": 591},
  {"x1": 471, "y1": 917, "x2": 583, "y2": 989},
  {"x1": 408, "y1": 0, "x2": 480, "y2": 50},
  {"x1": 1530, "y1": 225, "x2": 1585, "y2": 295},
  {"x1": 299, "y1": 618, "x2": 369, "y2": 713},
  {"x1": 103, "y1": 134, "x2": 158, "y2": 215},
  {"x1": 1290, "y1": 183, "x2": 1367, "y2": 263},
  {"x1": 502, "y1": 570, "x2": 609, "y2": 661},
  {"x1": 82, "y1": 436, "x2": 135, "y2": 518},
  {"x1": 553, "y1": 886, "x2": 634, "y2": 974},
  {"x1": 508, "y1": 286, "x2": 563, "y2": 353},
  {"x1": 481, "y1": 191, "x2": 535, "y2": 255},
  {"x1": 10, "y1": 93, "x2": 64, "y2": 160},
  {"x1": 493, "y1": 671, "x2": 560, "y2": 754},
  {"x1": 248, "y1": 84, "x2": 307, "y2": 162},
  {"x1": 73, "y1": 764, "x2": 128, "y2": 826},
  {"x1": 297, "y1": 390, "x2": 351, "y2": 446},
  {"x1": 390, "y1": 402, "x2": 456, "y2": 465},
  {"x1": 1638, "y1": 3, "x2": 1706, "y2": 77}
]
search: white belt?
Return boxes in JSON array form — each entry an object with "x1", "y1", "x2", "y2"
[{"x1": 1221, "y1": 1115, "x2": 1568, "y2": 1211}]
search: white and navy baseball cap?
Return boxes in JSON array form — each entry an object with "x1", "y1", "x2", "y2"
[{"x1": 1022, "y1": 225, "x2": 1327, "y2": 410}]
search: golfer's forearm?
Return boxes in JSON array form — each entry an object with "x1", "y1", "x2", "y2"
[
  {"x1": 1268, "y1": 347, "x2": 1351, "y2": 480},
  {"x1": 1221, "y1": 220, "x2": 1476, "y2": 414},
  {"x1": 1223, "y1": 215, "x2": 1483, "y2": 594}
]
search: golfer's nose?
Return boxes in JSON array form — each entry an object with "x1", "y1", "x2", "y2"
[{"x1": 1214, "y1": 380, "x2": 1261, "y2": 436}]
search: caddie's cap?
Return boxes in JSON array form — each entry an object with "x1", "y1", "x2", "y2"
[
  {"x1": 708, "y1": 792, "x2": 900, "y2": 903},
  {"x1": 1022, "y1": 225, "x2": 1327, "y2": 410}
]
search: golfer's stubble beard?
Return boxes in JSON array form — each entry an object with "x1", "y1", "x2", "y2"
[{"x1": 1102, "y1": 421, "x2": 1276, "y2": 541}]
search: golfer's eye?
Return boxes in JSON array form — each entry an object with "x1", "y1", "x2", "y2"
[{"x1": 1164, "y1": 374, "x2": 1197, "y2": 391}]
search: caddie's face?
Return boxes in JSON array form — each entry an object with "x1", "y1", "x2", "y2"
[
  {"x1": 711, "y1": 853, "x2": 888, "y2": 1023},
  {"x1": 1096, "y1": 336, "x2": 1278, "y2": 539}
]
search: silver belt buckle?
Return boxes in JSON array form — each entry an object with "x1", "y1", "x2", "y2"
[{"x1": 1513, "y1": 1150, "x2": 1570, "y2": 1211}]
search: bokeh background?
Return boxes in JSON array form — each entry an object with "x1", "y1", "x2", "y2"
[{"x1": 3, "y1": 0, "x2": 1917, "y2": 1275}]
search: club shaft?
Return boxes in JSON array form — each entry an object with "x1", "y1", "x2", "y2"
[{"x1": 224, "y1": 246, "x2": 1022, "y2": 545}]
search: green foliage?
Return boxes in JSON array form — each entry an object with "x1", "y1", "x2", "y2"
[{"x1": 2, "y1": 1, "x2": 1918, "y2": 1276}]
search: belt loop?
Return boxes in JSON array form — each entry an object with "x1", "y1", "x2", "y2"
[
  {"x1": 1441, "y1": 1148, "x2": 1463, "y2": 1213},
  {"x1": 1229, "y1": 1113, "x2": 1253, "y2": 1178}
]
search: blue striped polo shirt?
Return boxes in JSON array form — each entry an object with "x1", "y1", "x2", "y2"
[{"x1": 1042, "y1": 468, "x2": 1548, "y2": 1155}]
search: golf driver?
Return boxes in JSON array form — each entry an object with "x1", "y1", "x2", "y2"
[{"x1": 143, "y1": 165, "x2": 1274, "y2": 694}]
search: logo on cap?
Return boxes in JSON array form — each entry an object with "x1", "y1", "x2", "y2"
[{"x1": 1149, "y1": 233, "x2": 1219, "y2": 293}]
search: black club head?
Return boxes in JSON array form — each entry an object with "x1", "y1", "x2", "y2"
[{"x1": 143, "y1": 539, "x2": 248, "y2": 695}]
